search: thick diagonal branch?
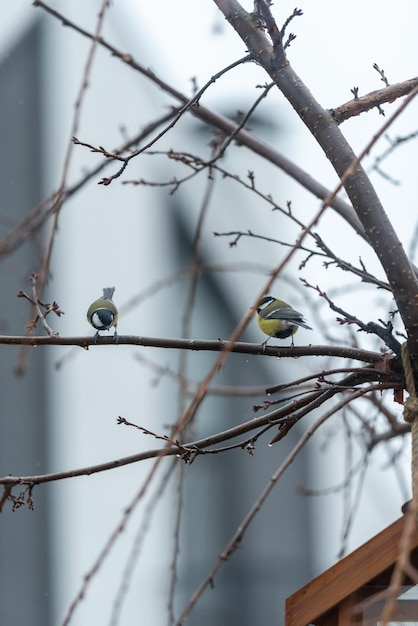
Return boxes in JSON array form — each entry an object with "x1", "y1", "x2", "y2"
[{"x1": 214, "y1": 0, "x2": 418, "y2": 358}]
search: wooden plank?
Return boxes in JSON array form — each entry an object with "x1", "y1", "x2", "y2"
[{"x1": 285, "y1": 515, "x2": 418, "y2": 626}]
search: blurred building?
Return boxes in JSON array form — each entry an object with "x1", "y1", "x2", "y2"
[{"x1": 0, "y1": 3, "x2": 365, "y2": 625}]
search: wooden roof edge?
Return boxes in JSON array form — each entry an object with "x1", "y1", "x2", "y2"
[{"x1": 285, "y1": 512, "x2": 418, "y2": 626}]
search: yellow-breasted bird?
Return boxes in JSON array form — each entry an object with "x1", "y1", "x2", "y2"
[
  {"x1": 256, "y1": 296, "x2": 312, "y2": 347},
  {"x1": 87, "y1": 287, "x2": 118, "y2": 343}
]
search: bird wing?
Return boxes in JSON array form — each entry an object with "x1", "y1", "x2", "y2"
[
  {"x1": 260, "y1": 305, "x2": 301, "y2": 320},
  {"x1": 261, "y1": 306, "x2": 312, "y2": 329}
]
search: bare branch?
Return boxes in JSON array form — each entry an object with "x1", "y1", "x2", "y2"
[
  {"x1": 175, "y1": 386, "x2": 370, "y2": 624},
  {"x1": 331, "y1": 77, "x2": 418, "y2": 124},
  {"x1": 33, "y1": 0, "x2": 366, "y2": 238},
  {"x1": 213, "y1": 0, "x2": 418, "y2": 360}
]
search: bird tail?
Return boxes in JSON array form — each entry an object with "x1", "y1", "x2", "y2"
[
  {"x1": 102, "y1": 287, "x2": 115, "y2": 299},
  {"x1": 296, "y1": 320, "x2": 313, "y2": 330}
]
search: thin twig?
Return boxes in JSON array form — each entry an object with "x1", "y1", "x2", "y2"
[
  {"x1": 108, "y1": 458, "x2": 177, "y2": 626},
  {"x1": 32, "y1": 0, "x2": 366, "y2": 237},
  {"x1": 175, "y1": 387, "x2": 369, "y2": 624},
  {"x1": 0, "y1": 382, "x2": 399, "y2": 492}
]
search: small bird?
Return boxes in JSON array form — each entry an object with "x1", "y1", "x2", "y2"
[
  {"x1": 87, "y1": 287, "x2": 119, "y2": 343},
  {"x1": 256, "y1": 296, "x2": 312, "y2": 347}
]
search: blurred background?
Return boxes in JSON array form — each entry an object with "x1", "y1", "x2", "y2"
[{"x1": 0, "y1": 2, "x2": 417, "y2": 624}]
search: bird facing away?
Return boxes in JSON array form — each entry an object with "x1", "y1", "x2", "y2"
[
  {"x1": 86, "y1": 287, "x2": 118, "y2": 343},
  {"x1": 256, "y1": 295, "x2": 312, "y2": 347}
]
